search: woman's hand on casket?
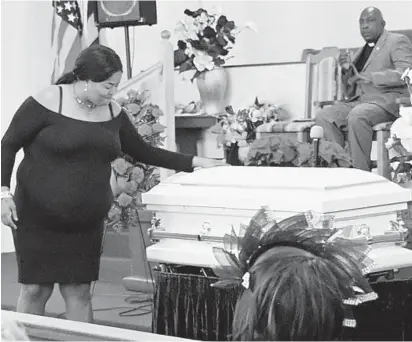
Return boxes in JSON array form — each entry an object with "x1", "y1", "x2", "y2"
[
  {"x1": 192, "y1": 157, "x2": 229, "y2": 169},
  {"x1": 1, "y1": 196, "x2": 18, "y2": 230}
]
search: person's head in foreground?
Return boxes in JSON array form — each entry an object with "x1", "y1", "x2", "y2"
[{"x1": 212, "y1": 209, "x2": 378, "y2": 341}]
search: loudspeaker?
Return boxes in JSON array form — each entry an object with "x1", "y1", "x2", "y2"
[{"x1": 95, "y1": 1, "x2": 157, "y2": 28}]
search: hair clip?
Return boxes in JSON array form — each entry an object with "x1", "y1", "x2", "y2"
[{"x1": 241, "y1": 272, "x2": 250, "y2": 289}]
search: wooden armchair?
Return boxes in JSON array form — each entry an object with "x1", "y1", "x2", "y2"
[
  {"x1": 257, "y1": 46, "x2": 393, "y2": 178},
  {"x1": 301, "y1": 29, "x2": 412, "y2": 179},
  {"x1": 304, "y1": 47, "x2": 342, "y2": 116},
  {"x1": 255, "y1": 49, "x2": 345, "y2": 150},
  {"x1": 305, "y1": 47, "x2": 394, "y2": 179},
  {"x1": 397, "y1": 96, "x2": 412, "y2": 107},
  {"x1": 256, "y1": 48, "x2": 339, "y2": 142}
]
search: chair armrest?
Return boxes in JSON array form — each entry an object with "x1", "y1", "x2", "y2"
[
  {"x1": 372, "y1": 121, "x2": 393, "y2": 131},
  {"x1": 396, "y1": 97, "x2": 412, "y2": 106},
  {"x1": 256, "y1": 120, "x2": 316, "y2": 133},
  {"x1": 313, "y1": 100, "x2": 337, "y2": 107}
]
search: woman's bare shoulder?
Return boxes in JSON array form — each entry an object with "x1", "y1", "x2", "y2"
[
  {"x1": 32, "y1": 85, "x2": 61, "y2": 112},
  {"x1": 111, "y1": 99, "x2": 123, "y2": 118}
]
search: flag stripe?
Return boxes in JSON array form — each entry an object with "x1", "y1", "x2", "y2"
[
  {"x1": 57, "y1": 20, "x2": 69, "y2": 56},
  {"x1": 51, "y1": 7, "x2": 56, "y2": 45},
  {"x1": 63, "y1": 36, "x2": 82, "y2": 74},
  {"x1": 51, "y1": 1, "x2": 99, "y2": 84}
]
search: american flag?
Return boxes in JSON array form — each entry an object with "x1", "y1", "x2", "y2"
[{"x1": 51, "y1": 1, "x2": 99, "y2": 83}]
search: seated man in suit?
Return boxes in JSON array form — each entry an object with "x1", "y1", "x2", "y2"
[{"x1": 315, "y1": 7, "x2": 412, "y2": 171}]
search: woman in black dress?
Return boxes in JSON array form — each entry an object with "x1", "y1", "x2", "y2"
[{"x1": 1, "y1": 44, "x2": 226, "y2": 323}]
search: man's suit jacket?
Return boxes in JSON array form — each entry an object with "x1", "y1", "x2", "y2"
[{"x1": 342, "y1": 30, "x2": 412, "y2": 116}]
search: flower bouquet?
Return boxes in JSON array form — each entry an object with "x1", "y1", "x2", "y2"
[
  {"x1": 211, "y1": 97, "x2": 289, "y2": 164},
  {"x1": 174, "y1": 7, "x2": 256, "y2": 81},
  {"x1": 386, "y1": 135, "x2": 412, "y2": 186},
  {"x1": 107, "y1": 90, "x2": 166, "y2": 232},
  {"x1": 385, "y1": 67, "x2": 412, "y2": 187},
  {"x1": 401, "y1": 67, "x2": 412, "y2": 96}
]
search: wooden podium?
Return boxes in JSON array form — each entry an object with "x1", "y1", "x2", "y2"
[{"x1": 175, "y1": 115, "x2": 217, "y2": 155}]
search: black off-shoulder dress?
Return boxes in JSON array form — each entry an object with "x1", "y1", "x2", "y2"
[{"x1": 1, "y1": 88, "x2": 194, "y2": 284}]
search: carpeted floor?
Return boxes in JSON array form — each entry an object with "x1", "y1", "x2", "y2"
[{"x1": 1, "y1": 252, "x2": 152, "y2": 332}]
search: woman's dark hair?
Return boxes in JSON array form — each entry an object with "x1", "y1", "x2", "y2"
[
  {"x1": 55, "y1": 44, "x2": 123, "y2": 85},
  {"x1": 232, "y1": 246, "x2": 345, "y2": 341}
]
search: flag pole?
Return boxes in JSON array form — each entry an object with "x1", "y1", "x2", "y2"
[
  {"x1": 124, "y1": 26, "x2": 132, "y2": 79},
  {"x1": 80, "y1": 0, "x2": 88, "y2": 50}
]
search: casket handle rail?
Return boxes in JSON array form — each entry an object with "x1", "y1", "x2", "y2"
[
  {"x1": 354, "y1": 222, "x2": 408, "y2": 246},
  {"x1": 148, "y1": 213, "x2": 165, "y2": 243},
  {"x1": 367, "y1": 269, "x2": 397, "y2": 283},
  {"x1": 148, "y1": 214, "x2": 223, "y2": 243},
  {"x1": 149, "y1": 231, "x2": 223, "y2": 243}
]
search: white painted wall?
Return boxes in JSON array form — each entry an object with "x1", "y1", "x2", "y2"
[
  {"x1": 106, "y1": 1, "x2": 412, "y2": 77},
  {"x1": 221, "y1": 0, "x2": 412, "y2": 65},
  {"x1": 173, "y1": 62, "x2": 307, "y2": 117},
  {"x1": 106, "y1": 0, "x2": 412, "y2": 106},
  {"x1": 1, "y1": 1, "x2": 54, "y2": 253}
]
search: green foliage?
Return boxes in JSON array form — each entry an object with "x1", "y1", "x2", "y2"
[{"x1": 245, "y1": 135, "x2": 352, "y2": 168}]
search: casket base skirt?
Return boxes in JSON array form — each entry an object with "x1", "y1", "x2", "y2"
[{"x1": 152, "y1": 270, "x2": 412, "y2": 341}]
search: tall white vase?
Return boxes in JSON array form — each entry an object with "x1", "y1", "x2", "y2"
[{"x1": 196, "y1": 67, "x2": 228, "y2": 116}]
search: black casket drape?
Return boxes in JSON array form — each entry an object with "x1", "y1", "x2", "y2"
[{"x1": 152, "y1": 270, "x2": 412, "y2": 341}]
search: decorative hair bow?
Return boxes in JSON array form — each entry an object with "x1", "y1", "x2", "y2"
[{"x1": 211, "y1": 207, "x2": 379, "y2": 328}]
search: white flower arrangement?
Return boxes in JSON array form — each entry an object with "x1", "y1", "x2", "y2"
[
  {"x1": 385, "y1": 68, "x2": 412, "y2": 186},
  {"x1": 173, "y1": 7, "x2": 257, "y2": 80}
]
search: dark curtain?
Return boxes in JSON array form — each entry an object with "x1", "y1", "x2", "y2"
[
  {"x1": 351, "y1": 280, "x2": 412, "y2": 341},
  {"x1": 152, "y1": 272, "x2": 241, "y2": 341},
  {"x1": 152, "y1": 271, "x2": 412, "y2": 341}
]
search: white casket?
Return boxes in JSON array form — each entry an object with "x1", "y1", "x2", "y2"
[{"x1": 143, "y1": 167, "x2": 412, "y2": 275}]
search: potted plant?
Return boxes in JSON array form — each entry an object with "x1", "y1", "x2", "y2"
[{"x1": 174, "y1": 7, "x2": 256, "y2": 115}]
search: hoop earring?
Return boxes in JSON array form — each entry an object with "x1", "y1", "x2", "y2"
[{"x1": 84, "y1": 82, "x2": 88, "y2": 92}]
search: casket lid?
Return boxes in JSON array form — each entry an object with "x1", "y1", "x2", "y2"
[{"x1": 142, "y1": 167, "x2": 412, "y2": 213}]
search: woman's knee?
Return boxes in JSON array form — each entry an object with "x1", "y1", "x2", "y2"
[
  {"x1": 59, "y1": 283, "x2": 91, "y2": 302},
  {"x1": 20, "y1": 284, "x2": 54, "y2": 301}
]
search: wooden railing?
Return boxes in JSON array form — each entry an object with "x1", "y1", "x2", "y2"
[
  {"x1": 115, "y1": 62, "x2": 163, "y2": 96},
  {"x1": 115, "y1": 30, "x2": 176, "y2": 155}
]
